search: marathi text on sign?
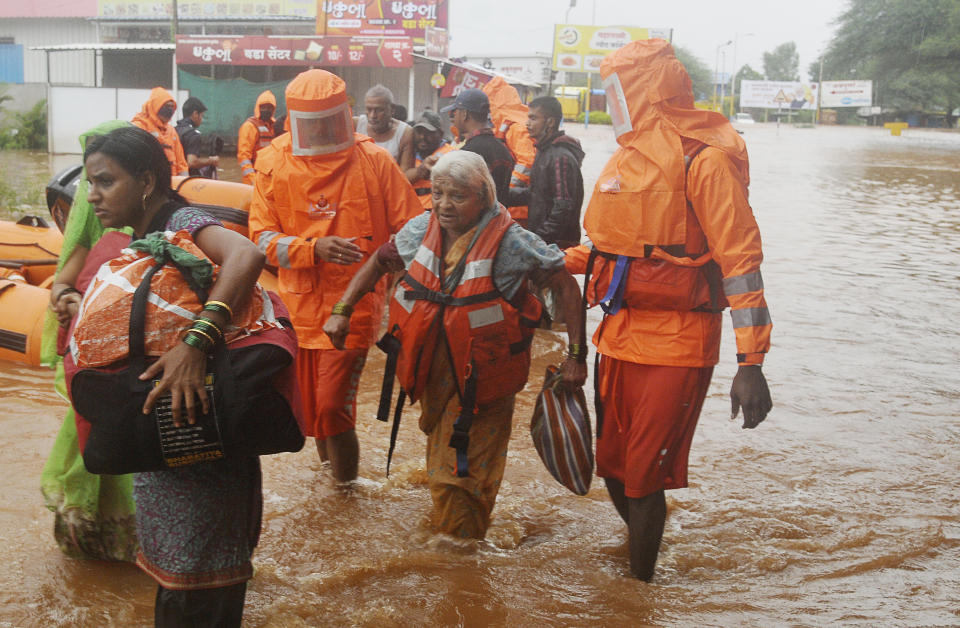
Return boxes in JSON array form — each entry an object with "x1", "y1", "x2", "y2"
[{"x1": 176, "y1": 35, "x2": 412, "y2": 68}]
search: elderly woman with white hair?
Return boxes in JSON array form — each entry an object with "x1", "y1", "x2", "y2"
[{"x1": 324, "y1": 150, "x2": 587, "y2": 539}]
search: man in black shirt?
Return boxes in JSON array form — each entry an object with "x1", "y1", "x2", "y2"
[
  {"x1": 517, "y1": 96, "x2": 584, "y2": 249},
  {"x1": 175, "y1": 97, "x2": 221, "y2": 179},
  {"x1": 441, "y1": 89, "x2": 515, "y2": 204}
]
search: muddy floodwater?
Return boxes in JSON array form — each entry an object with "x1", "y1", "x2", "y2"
[{"x1": 1, "y1": 123, "x2": 958, "y2": 626}]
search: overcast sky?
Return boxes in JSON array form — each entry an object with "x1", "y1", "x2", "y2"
[{"x1": 449, "y1": 0, "x2": 848, "y2": 81}]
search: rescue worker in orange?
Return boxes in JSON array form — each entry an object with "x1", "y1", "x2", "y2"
[
  {"x1": 482, "y1": 77, "x2": 536, "y2": 226},
  {"x1": 131, "y1": 87, "x2": 188, "y2": 177},
  {"x1": 404, "y1": 110, "x2": 453, "y2": 210},
  {"x1": 248, "y1": 70, "x2": 422, "y2": 483},
  {"x1": 565, "y1": 39, "x2": 773, "y2": 580},
  {"x1": 237, "y1": 90, "x2": 277, "y2": 185},
  {"x1": 323, "y1": 151, "x2": 586, "y2": 539}
]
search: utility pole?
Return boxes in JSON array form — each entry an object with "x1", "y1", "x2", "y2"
[
  {"x1": 714, "y1": 40, "x2": 731, "y2": 112},
  {"x1": 816, "y1": 54, "x2": 824, "y2": 124},
  {"x1": 171, "y1": 0, "x2": 178, "y2": 96},
  {"x1": 729, "y1": 32, "x2": 754, "y2": 119}
]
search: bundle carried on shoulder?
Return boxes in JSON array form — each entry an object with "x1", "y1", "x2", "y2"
[{"x1": 64, "y1": 228, "x2": 305, "y2": 475}]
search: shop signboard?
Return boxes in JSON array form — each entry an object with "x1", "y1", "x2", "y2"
[
  {"x1": 552, "y1": 24, "x2": 671, "y2": 72},
  {"x1": 316, "y1": 0, "x2": 448, "y2": 45},
  {"x1": 424, "y1": 25, "x2": 449, "y2": 58},
  {"x1": 176, "y1": 35, "x2": 412, "y2": 68}
]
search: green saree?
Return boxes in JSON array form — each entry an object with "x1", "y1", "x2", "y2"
[{"x1": 39, "y1": 119, "x2": 137, "y2": 561}]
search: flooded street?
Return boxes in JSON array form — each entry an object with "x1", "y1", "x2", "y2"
[{"x1": 1, "y1": 122, "x2": 958, "y2": 626}]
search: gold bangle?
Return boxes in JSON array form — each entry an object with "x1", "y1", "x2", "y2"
[
  {"x1": 187, "y1": 327, "x2": 216, "y2": 347},
  {"x1": 203, "y1": 300, "x2": 233, "y2": 319},
  {"x1": 192, "y1": 317, "x2": 223, "y2": 339},
  {"x1": 331, "y1": 302, "x2": 354, "y2": 317}
]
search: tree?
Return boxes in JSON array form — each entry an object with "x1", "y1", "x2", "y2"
[
  {"x1": 673, "y1": 45, "x2": 713, "y2": 102},
  {"x1": 820, "y1": 0, "x2": 960, "y2": 122},
  {"x1": 763, "y1": 42, "x2": 800, "y2": 81},
  {"x1": 735, "y1": 64, "x2": 764, "y2": 89}
]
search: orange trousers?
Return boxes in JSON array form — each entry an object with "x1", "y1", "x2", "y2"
[
  {"x1": 295, "y1": 347, "x2": 367, "y2": 440},
  {"x1": 596, "y1": 356, "x2": 713, "y2": 498}
]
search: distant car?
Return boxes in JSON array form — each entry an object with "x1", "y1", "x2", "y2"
[{"x1": 731, "y1": 112, "x2": 756, "y2": 124}]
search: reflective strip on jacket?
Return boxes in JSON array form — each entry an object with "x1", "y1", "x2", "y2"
[{"x1": 388, "y1": 206, "x2": 540, "y2": 404}]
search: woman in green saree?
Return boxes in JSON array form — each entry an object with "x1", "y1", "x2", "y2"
[{"x1": 39, "y1": 119, "x2": 137, "y2": 561}]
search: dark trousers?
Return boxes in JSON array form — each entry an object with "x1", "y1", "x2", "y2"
[{"x1": 155, "y1": 582, "x2": 247, "y2": 628}]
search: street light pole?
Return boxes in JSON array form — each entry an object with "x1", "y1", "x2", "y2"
[
  {"x1": 728, "y1": 32, "x2": 754, "y2": 119},
  {"x1": 714, "y1": 40, "x2": 731, "y2": 112}
]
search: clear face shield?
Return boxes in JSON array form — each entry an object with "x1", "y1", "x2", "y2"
[
  {"x1": 602, "y1": 72, "x2": 633, "y2": 139},
  {"x1": 289, "y1": 103, "x2": 354, "y2": 156}
]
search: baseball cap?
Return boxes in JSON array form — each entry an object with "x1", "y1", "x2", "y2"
[
  {"x1": 440, "y1": 88, "x2": 489, "y2": 115},
  {"x1": 413, "y1": 110, "x2": 445, "y2": 132}
]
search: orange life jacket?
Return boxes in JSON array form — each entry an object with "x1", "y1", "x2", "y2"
[
  {"x1": 412, "y1": 142, "x2": 454, "y2": 209},
  {"x1": 387, "y1": 206, "x2": 541, "y2": 406}
]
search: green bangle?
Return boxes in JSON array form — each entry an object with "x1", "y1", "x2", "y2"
[
  {"x1": 192, "y1": 317, "x2": 223, "y2": 340},
  {"x1": 183, "y1": 331, "x2": 213, "y2": 353},
  {"x1": 331, "y1": 302, "x2": 354, "y2": 317},
  {"x1": 202, "y1": 300, "x2": 233, "y2": 321}
]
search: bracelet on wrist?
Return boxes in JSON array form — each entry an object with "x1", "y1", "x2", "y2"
[
  {"x1": 55, "y1": 286, "x2": 82, "y2": 302},
  {"x1": 202, "y1": 300, "x2": 233, "y2": 321},
  {"x1": 331, "y1": 302, "x2": 354, "y2": 317},
  {"x1": 183, "y1": 330, "x2": 214, "y2": 353},
  {"x1": 567, "y1": 343, "x2": 588, "y2": 363},
  {"x1": 192, "y1": 317, "x2": 223, "y2": 340}
]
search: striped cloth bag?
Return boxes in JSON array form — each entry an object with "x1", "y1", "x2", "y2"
[{"x1": 530, "y1": 364, "x2": 594, "y2": 495}]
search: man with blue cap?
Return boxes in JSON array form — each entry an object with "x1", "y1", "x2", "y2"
[{"x1": 441, "y1": 88, "x2": 515, "y2": 204}]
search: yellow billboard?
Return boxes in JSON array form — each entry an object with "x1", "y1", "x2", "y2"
[{"x1": 552, "y1": 24, "x2": 672, "y2": 72}]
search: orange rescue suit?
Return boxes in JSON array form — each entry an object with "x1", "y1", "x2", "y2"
[
  {"x1": 387, "y1": 206, "x2": 542, "y2": 405},
  {"x1": 237, "y1": 90, "x2": 277, "y2": 185},
  {"x1": 249, "y1": 134, "x2": 422, "y2": 350},
  {"x1": 570, "y1": 39, "x2": 771, "y2": 367},
  {"x1": 131, "y1": 87, "x2": 189, "y2": 177},
  {"x1": 483, "y1": 77, "x2": 536, "y2": 221}
]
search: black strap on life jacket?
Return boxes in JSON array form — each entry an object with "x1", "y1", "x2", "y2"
[
  {"x1": 449, "y1": 362, "x2": 478, "y2": 478},
  {"x1": 401, "y1": 273, "x2": 500, "y2": 307},
  {"x1": 375, "y1": 327, "x2": 407, "y2": 477}
]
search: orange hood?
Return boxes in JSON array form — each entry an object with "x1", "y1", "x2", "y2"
[
  {"x1": 284, "y1": 69, "x2": 355, "y2": 161},
  {"x1": 134, "y1": 86, "x2": 176, "y2": 129},
  {"x1": 482, "y1": 76, "x2": 528, "y2": 131},
  {"x1": 583, "y1": 39, "x2": 749, "y2": 256},
  {"x1": 254, "y1": 89, "x2": 277, "y2": 117}
]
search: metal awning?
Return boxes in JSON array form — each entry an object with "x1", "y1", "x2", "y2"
[
  {"x1": 414, "y1": 53, "x2": 541, "y2": 88},
  {"x1": 29, "y1": 43, "x2": 174, "y2": 52}
]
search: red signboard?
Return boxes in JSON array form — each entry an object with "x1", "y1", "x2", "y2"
[
  {"x1": 176, "y1": 35, "x2": 412, "y2": 68},
  {"x1": 316, "y1": 0, "x2": 448, "y2": 44},
  {"x1": 440, "y1": 67, "x2": 490, "y2": 98}
]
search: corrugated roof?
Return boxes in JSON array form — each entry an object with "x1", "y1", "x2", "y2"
[{"x1": 29, "y1": 43, "x2": 175, "y2": 51}]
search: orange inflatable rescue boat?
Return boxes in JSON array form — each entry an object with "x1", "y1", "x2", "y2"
[{"x1": 0, "y1": 172, "x2": 273, "y2": 366}]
